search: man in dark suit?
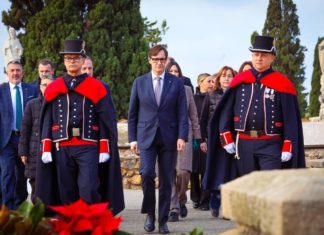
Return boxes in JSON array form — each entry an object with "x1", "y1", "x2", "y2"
[
  {"x1": 0, "y1": 60, "x2": 38, "y2": 209},
  {"x1": 128, "y1": 45, "x2": 189, "y2": 234}
]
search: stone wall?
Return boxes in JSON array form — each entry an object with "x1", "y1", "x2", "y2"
[
  {"x1": 305, "y1": 148, "x2": 324, "y2": 168},
  {"x1": 119, "y1": 146, "x2": 324, "y2": 189},
  {"x1": 120, "y1": 148, "x2": 142, "y2": 189}
]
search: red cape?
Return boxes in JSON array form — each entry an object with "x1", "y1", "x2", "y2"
[
  {"x1": 44, "y1": 76, "x2": 107, "y2": 104},
  {"x1": 230, "y1": 70, "x2": 297, "y2": 96}
]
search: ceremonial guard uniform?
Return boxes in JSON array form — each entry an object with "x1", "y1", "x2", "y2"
[
  {"x1": 36, "y1": 40, "x2": 124, "y2": 215},
  {"x1": 218, "y1": 68, "x2": 305, "y2": 175},
  {"x1": 203, "y1": 36, "x2": 305, "y2": 196}
]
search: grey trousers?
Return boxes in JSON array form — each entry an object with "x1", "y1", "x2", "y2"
[{"x1": 170, "y1": 169, "x2": 190, "y2": 213}]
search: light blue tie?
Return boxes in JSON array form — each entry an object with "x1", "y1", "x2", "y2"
[
  {"x1": 15, "y1": 85, "x2": 22, "y2": 130},
  {"x1": 155, "y1": 77, "x2": 161, "y2": 106}
]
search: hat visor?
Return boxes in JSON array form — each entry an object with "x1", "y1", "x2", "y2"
[
  {"x1": 249, "y1": 46, "x2": 275, "y2": 53},
  {"x1": 60, "y1": 51, "x2": 84, "y2": 54}
]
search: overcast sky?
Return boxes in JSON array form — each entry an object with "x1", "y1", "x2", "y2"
[{"x1": 1, "y1": 0, "x2": 323, "y2": 97}]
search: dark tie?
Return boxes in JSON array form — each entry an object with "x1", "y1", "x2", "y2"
[
  {"x1": 154, "y1": 77, "x2": 161, "y2": 106},
  {"x1": 15, "y1": 85, "x2": 22, "y2": 130}
]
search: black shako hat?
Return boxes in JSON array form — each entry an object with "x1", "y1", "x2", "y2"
[
  {"x1": 249, "y1": 35, "x2": 276, "y2": 54},
  {"x1": 60, "y1": 39, "x2": 86, "y2": 56}
]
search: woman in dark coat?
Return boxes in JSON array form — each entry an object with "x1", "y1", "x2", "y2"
[
  {"x1": 190, "y1": 73, "x2": 213, "y2": 210},
  {"x1": 18, "y1": 76, "x2": 54, "y2": 203},
  {"x1": 200, "y1": 66, "x2": 236, "y2": 217}
]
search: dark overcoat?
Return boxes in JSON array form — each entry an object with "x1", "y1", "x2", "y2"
[
  {"x1": 192, "y1": 91, "x2": 207, "y2": 173},
  {"x1": 35, "y1": 75, "x2": 124, "y2": 215},
  {"x1": 18, "y1": 95, "x2": 42, "y2": 179}
]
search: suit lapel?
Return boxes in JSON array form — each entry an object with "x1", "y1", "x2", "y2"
[
  {"x1": 146, "y1": 73, "x2": 157, "y2": 106},
  {"x1": 160, "y1": 73, "x2": 173, "y2": 107},
  {"x1": 5, "y1": 83, "x2": 14, "y2": 119},
  {"x1": 21, "y1": 82, "x2": 28, "y2": 109}
]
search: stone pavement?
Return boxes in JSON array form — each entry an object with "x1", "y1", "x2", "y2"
[{"x1": 118, "y1": 189, "x2": 235, "y2": 235}]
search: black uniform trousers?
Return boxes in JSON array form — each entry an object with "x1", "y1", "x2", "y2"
[
  {"x1": 236, "y1": 137, "x2": 282, "y2": 176},
  {"x1": 139, "y1": 128, "x2": 177, "y2": 224},
  {"x1": 54, "y1": 144, "x2": 100, "y2": 204},
  {"x1": 190, "y1": 172, "x2": 210, "y2": 209}
]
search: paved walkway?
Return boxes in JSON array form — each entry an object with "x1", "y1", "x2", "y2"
[{"x1": 119, "y1": 190, "x2": 235, "y2": 235}]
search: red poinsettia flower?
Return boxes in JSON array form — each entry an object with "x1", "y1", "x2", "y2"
[{"x1": 49, "y1": 199, "x2": 122, "y2": 235}]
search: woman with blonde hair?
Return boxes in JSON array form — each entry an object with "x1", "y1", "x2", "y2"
[{"x1": 190, "y1": 73, "x2": 214, "y2": 211}]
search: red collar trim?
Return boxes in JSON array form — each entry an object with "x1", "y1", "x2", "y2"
[
  {"x1": 230, "y1": 70, "x2": 296, "y2": 95},
  {"x1": 44, "y1": 76, "x2": 108, "y2": 103},
  {"x1": 74, "y1": 76, "x2": 107, "y2": 104},
  {"x1": 44, "y1": 77, "x2": 68, "y2": 102}
]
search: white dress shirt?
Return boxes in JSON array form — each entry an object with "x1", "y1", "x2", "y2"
[{"x1": 151, "y1": 71, "x2": 165, "y2": 94}]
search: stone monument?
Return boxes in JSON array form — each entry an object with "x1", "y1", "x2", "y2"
[
  {"x1": 221, "y1": 169, "x2": 324, "y2": 235},
  {"x1": 319, "y1": 39, "x2": 324, "y2": 120},
  {"x1": 3, "y1": 27, "x2": 23, "y2": 67}
]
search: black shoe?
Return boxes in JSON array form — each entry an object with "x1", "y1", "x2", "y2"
[
  {"x1": 193, "y1": 202, "x2": 199, "y2": 209},
  {"x1": 158, "y1": 222, "x2": 170, "y2": 234},
  {"x1": 179, "y1": 203, "x2": 188, "y2": 218},
  {"x1": 144, "y1": 215, "x2": 155, "y2": 232},
  {"x1": 211, "y1": 208, "x2": 219, "y2": 218},
  {"x1": 168, "y1": 212, "x2": 179, "y2": 222}
]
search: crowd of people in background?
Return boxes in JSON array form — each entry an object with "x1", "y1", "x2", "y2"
[{"x1": 0, "y1": 35, "x2": 305, "y2": 234}]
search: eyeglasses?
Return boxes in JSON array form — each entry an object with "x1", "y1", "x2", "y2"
[
  {"x1": 151, "y1": 57, "x2": 166, "y2": 63},
  {"x1": 64, "y1": 56, "x2": 83, "y2": 62}
]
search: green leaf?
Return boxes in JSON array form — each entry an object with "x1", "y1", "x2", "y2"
[
  {"x1": 189, "y1": 226, "x2": 204, "y2": 235},
  {"x1": 29, "y1": 198, "x2": 45, "y2": 229},
  {"x1": 17, "y1": 201, "x2": 33, "y2": 217}
]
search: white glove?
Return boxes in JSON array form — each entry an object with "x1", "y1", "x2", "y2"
[
  {"x1": 99, "y1": 153, "x2": 110, "y2": 163},
  {"x1": 281, "y1": 152, "x2": 292, "y2": 162},
  {"x1": 41, "y1": 152, "x2": 52, "y2": 164},
  {"x1": 223, "y1": 143, "x2": 236, "y2": 154}
]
